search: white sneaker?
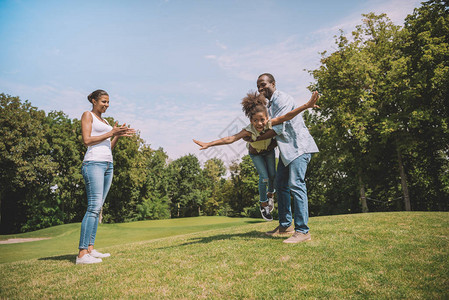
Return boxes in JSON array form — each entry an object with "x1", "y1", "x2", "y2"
[
  {"x1": 76, "y1": 254, "x2": 102, "y2": 264},
  {"x1": 267, "y1": 194, "x2": 274, "y2": 213},
  {"x1": 90, "y1": 249, "x2": 111, "y2": 258},
  {"x1": 260, "y1": 204, "x2": 273, "y2": 221}
]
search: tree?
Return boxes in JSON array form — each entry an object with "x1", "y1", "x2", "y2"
[
  {"x1": 135, "y1": 146, "x2": 171, "y2": 220},
  {"x1": 43, "y1": 111, "x2": 85, "y2": 224},
  {"x1": 400, "y1": 0, "x2": 449, "y2": 210},
  {"x1": 0, "y1": 94, "x2": 58, "y2": 233},
  {"x1": 225, "y1": 156, "x2": 259, "y2": 216},
  {"x1": 308, "y1": 4, "x2": 449, "y2": 214},
  {"x1": 310, "y1": 20, "x2": 384, "y2": 212},
  {"x1": 202, "y1": 158, "x2": 226, "y2": 215},
  {"x1": 102, "y1": 118, "x2": 148, "y2": 223},
  {"x1": 305, "y1": 111, "x2": 360, "y2": 216},
  {"x1": 167, "y1": 154, "x2": 208, "y2": 217}
]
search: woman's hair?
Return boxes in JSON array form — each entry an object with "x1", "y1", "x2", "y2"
[
  {"x1": 87, "y1": 89, "x2": 109, "y2": 103},
  {"x1": 241, "y1": 91, "x2": 268, "y2": 119}
]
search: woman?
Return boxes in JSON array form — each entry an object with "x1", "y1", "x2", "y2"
[
  {"x1": 194, "y1": 91, "x2": 319, "y2": 221},
  {"x1": 76, "y1": 89, "x2": 135, "y2": 265}
]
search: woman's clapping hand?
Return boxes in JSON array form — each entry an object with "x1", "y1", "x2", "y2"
[{"x1": 112, "y1": 122, "x2": 136, "y2": 137}]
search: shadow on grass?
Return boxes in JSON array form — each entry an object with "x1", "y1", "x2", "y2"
[
  {"x1": 156, "y1": 230, "x2": 281, "y2": 249},
  {"x1": 38, "y1": 254, "x2": 74, "y2": 263},
  {"x1": 243, "y1": 220, "x2": 266, "y2": 224}
]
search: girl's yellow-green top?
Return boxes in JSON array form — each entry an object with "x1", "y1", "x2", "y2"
[{"x1": 243, "y1": 120, "x2": 275, "y2": 153}]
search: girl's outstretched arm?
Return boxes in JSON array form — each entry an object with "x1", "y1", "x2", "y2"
[
  {"x1": 256, "y1": 129, "x2": 277, "y2": 141},
  {"x1": 194, "y1": 129, "x2": 251, "y2": 150},
  {"x1": 256, "y1": 91, "x2": 320, "y2": 141},
  {"x1": 271, "y1": 91, "x2": 320, "y2": 126}
]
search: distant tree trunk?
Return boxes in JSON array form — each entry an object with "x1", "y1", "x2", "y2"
[
  {"x1": 60, "y1": 192, "x2": 65, "y2": 223},
  {"x1": 0, "y1": 189, "x2": 24, "y2": 234},
  {"x1": 358, "y1": 172, "x2": 369, "y2": 213},
  {"x1": 396, "y1": 144, "x2": 411, "y2": 211}
]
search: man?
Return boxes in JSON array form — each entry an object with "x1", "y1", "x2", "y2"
[{"x1": 257, "y1": 73, "x2": 319, "y2": 243}]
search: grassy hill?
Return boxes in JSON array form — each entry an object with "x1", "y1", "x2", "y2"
[
  {"x1": 0, "y1": 216, "x2": 261, "y2": 263},
  {"x1": 0, "y1": 212, "x2": 448, "y2": 299}
]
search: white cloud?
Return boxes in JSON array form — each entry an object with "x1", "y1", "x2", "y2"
[
  {"x1": 113, "y1": 96, "x2": 248, "y2": 163},
  {"x1": 205, "y1": 0, "x2": 422, "y2": 104},
  {"x1": 215, "y1": 40, "x2": 228, "y2": 50},
  {"x1": 1, "y1": 0, "x2": 423, "y2": 165},
  {"x1": 365, "y1": 0, "x2": 421, "y2": 24},
  {"x1": 47, "y1": 48, "x2": 61, "y2": 56},
  {"x1": 205, "y1": 36, "x2": 323, "y2": 103},
  {"x1": 314, "y1": 0, "x2": 421, "y2": 38},
  {"x1": 0, "y1": 79, "x2": 87, "y2": 118}
]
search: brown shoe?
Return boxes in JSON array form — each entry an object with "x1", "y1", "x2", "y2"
[
  {"x1": 265, "y1": 225, "x2": 295, "y2": 236},
  {"x1": 283, "y1": 231, "x2": 311, "y2": 244}
]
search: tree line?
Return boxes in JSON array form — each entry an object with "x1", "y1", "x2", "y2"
[
  {"x1": 1, "y1": 0, "x2": 447, "y2": 234},
  {"x1": 306, "y1": 0, "x2": 448, "y2": 215},
  {"x1": 0, "y1": 97, "x2": 264, "y2": 234}
]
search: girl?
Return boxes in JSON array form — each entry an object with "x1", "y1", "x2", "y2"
[
  {"x1": 77, "y1": 89, "x2": 135, "y2": 265},
  {"x1": 193, "y1": 91, "x2": 319, "y2": 221}
]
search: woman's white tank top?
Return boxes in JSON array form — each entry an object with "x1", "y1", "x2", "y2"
[{"x1": 83, "y1": 112, "x2": 113, "y2": 162}]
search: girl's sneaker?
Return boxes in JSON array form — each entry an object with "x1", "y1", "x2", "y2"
[
  {"x1": 76, "y1": 254, "x2": 102, "y2": 265},
  {"x1": 267, "y1": 195, "x2": 274, "y2": 213},
  {"x1": 267, "y1": 192, "x2": 274, "y2": 214},
  {"x1": 260, "y1": 204, "x2": 273, "y2": 221},
  {"x1": 90, "y1": 249, "x2": 111, "y2": 258}
]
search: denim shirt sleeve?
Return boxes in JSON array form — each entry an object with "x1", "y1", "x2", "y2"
[
  {"x1": 270, "y1": 105, "x2": 286, "y2": 136},
  {"x1": 269, "y1": 91, "x2": 294, "y2": 136},
  {"x1": 268, "y1": 90, "x2": 319, "y2": 166}
]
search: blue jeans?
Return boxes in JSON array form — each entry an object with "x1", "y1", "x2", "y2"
[
  {"x1": 249, "y1": 149, "x2": 276, "y2": 203},
  {"x1": 276, "y1": 153, "x2": 311, "y2": 233},
  {"x1": 79, "y1": 161, "x2": 113, "y2": 250}
]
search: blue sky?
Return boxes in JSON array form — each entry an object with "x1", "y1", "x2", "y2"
[{"x1": 0, "y1": 0, "x2": 421, "y2": 165}]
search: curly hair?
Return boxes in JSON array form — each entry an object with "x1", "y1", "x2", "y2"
[{"x1": 241, "y1": 91, "x2": 268, "y2": 119}]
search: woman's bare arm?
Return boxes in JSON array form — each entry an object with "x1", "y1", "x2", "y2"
[{"x1": 81, "y1": 112, "x2": 135, "y2": 147}]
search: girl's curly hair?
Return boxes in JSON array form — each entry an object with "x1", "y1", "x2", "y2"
[{"x1": 241, "y1": 91, "x2": 268, "y2": 119}]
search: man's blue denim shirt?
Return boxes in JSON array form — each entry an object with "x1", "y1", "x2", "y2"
[{"x1": 268, "y1": 90, "x2": 319, "y2": 166}]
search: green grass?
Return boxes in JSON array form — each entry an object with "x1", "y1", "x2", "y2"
[
  {"x1": 0, "y1": 216, "x2": 261, "y2": 264},
  {"x1": 1, "y1": 212, "x2": 448, "y2": 299}
]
